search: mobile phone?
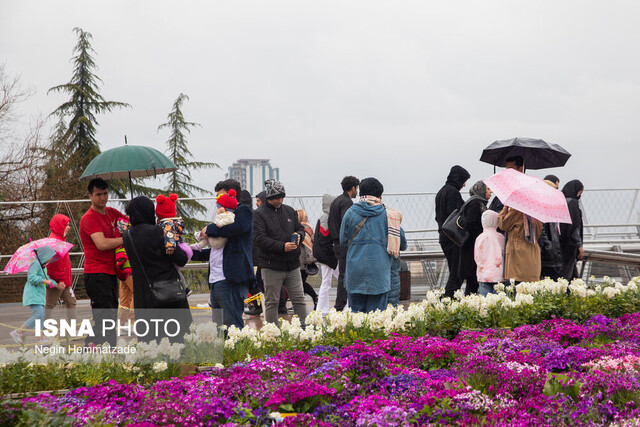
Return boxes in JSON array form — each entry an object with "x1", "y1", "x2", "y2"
[{"x1": 290, "y1": 233, "x2": 298, "y2": 244}]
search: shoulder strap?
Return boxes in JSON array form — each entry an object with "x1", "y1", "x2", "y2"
[
  {"x1": 123, "y1": 230, "x2": 153, "y2": 291},
  {"x1": 348, "y1": 217, "x2": 368, "y2": 248}
]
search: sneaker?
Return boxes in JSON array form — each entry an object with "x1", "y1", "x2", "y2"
[
  {"x1": 186, "y1": 287, "x2": 193, "y2": 297},
  {"x1": 245, "y1": 304, "x2": 263, "y2": 316},
  {"x1": 10, "y1": 330, "x2": 23, "y2": 345}
]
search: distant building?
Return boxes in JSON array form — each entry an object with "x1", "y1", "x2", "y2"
[{"x1": 226, "y1": 159, "x2": 280, "y2": 195}]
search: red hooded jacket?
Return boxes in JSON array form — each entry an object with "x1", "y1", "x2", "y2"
[{"x1": 48, "y1": 214, "x2": 72, "y2": 287}]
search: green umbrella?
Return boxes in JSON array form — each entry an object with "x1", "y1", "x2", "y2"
[{"x1": 80, "y1": 143, "x2": 177, "y2": 198}]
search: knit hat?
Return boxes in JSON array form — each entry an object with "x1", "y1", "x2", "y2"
[
  {"x1": 359, "y1": 177, "x2": 384, "y2": 198},
  {"x1": 264, "y1": 179, "x2": 286, "y2": 200},
  {"x1": 216, "y1": 189, "x2": 238, "y2": 210},
  {"x1": 155, "y1": 193, "x2": 178, "y2": 219}
]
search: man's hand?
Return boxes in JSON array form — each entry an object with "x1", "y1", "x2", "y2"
[
  {"x1": 284, "y1": 242, "x2": 298, "y2": 252},
  {"x1": 577, "y1": 247, "x2": 585, "y2": 260},
  {"x1": 56, "y1": 282, "x2": 66, "y2": 290}
]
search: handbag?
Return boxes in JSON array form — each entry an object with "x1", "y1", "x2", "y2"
[
  {"x1": 124, "y1": 230, "x2": 188, "y2": 308},
  {"x1": 304, "y1": 262, "x2": 319, "y2": 275},
  {"x1": 441, "y1": 198, "x2": 476, "y2": 247}
]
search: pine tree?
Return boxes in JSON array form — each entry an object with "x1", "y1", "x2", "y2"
[
  {"x1": 45, "y1": 27, "x2": 130, "y2": 199},
  {"x1": 158, "y1": 93, "x2": 219, "y2": 230}
]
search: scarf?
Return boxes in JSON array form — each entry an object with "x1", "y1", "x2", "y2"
[
  {"x1": 523, "y1": 213, "x2": 536, "y2": 244},
  {"x1": 360, "y1": 195, "x2": 402, "y2": 257}
]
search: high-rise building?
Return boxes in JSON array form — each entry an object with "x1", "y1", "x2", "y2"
[{"x1": 226, "y1": 159, "x2": 280, "y2": 195}]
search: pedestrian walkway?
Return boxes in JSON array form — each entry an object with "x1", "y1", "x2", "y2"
[{"x1": 0, "y1": 285, "x2": 431, "y2": 348}]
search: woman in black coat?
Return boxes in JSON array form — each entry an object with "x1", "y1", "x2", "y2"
[
  {"x1": 559, "y1": 180, "x2": 584, "y2": 281},
  {"x1": 122, "y1": 196, "x2": 192, "y2": 342},
  {"x1": 458, "y1": 181, "x2": 491, "y2": 295}
]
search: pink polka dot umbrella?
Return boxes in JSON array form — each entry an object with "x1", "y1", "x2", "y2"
[
  {"x1": 2, "y1": 237, "x2": 74, "y2": 275},
  {"x1": 483, "y1": 168, "x2": 572, "y2": 224}
]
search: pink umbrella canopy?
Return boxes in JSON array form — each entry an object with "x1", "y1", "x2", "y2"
[
  {"x1": 2, "y1": 237, "x2": 74, "y2": 275},
  {"x1": 483, "y1": 168, "x2": 572, "y2": 224}
]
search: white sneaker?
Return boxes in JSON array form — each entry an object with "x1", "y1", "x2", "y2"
[{"x1": 10, "y1": 330, "x2": 23, "y2": 345}]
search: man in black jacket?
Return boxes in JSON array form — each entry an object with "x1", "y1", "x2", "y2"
[
  {"x1": 192, "y1": 179, "x2": 255, "y2": 330},
  {"x1": 329, "y1": 175, "x2": 360, "y2": 311},
  {"x1": 253, "y1": 179, "x2": 307, "y2": 326},
  {"x1": 435, "y1": 165, "x2": 470, "y2": 299}
]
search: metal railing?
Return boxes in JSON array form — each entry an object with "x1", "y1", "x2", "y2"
[{"x1": 2, "y1": 189, "x2": 640, "y2": 287}]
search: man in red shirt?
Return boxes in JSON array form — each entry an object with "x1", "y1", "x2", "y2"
[{"x1": 79, "y1": 178, "x2": 125, "y2": 346}]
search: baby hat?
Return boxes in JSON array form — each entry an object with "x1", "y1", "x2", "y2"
[
  {"x1": 217, "y1": 189, "x2": 238, "y2": 210},
  {"x1": 155, "y1": 193, "x2": 178, "y2": 219}
]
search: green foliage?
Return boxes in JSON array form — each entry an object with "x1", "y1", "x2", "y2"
[
  {"x1": 47, "y1": 28, "x2": 130, "y2": 171},
  {"x1": 543, "y1": 373, "x2": 582, "y2": 400},
  {"x1": 158, "y1": 93, "x2": 219, "y2": 231},
  {"x1": 41, "y1": 27, "x2": 130, "y2": 206}
]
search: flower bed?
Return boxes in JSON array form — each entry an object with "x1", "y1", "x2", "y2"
[{"x1": 4, "y1": 312, "x2": 640, "y2": 425}]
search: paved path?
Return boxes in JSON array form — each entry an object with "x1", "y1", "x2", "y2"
[{"x1": 0, "y1": 285, "x2": 432, "y2": 348}]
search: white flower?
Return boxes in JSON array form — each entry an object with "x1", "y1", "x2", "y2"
[
  {"x1": 603, "y1": 287, "x2": 621, "y2": 298},
  {"x1": 260, "y1": 322, "x2": 281, "y2": 342},
  {"x1": 152, "y1": 361, "x2": 168, "y2": 373}
]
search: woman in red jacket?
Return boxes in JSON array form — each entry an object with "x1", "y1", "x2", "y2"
[{"x1": 45, "y1": 214, "x2": 77, "y2": 320}]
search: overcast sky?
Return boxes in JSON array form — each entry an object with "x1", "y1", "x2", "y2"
[{"x1": 2, "y1": 1, "x2": 640, "y2": 196}]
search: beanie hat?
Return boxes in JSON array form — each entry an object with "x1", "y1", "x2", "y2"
[
  {"x1": 155, "y1": 193, "x2": 178, "y2": 219},
  {"x1": 216, "y1": 189, "x2": 238, "y2": 210},
  {"x1": 264, "y1": 179, "x2": 286, "y2": 200},
  {"x1": 359, "y1": 177, "x2": 384, "y2": 198}
]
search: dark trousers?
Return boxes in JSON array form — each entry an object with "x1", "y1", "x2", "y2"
[
  {"x1": 541, "y1": 266, "x2": 561, "y2": 281},
  {"x1": 301, "y1": 270, "x2": 318, "y2": 300},
  {"x1": 333, "y1": 245, "x2": 348, "y2": 311},
  {"x1": 440, "y1": 238, "x2": 462, "y2": 299},
  {"x1": 84, "y1": 273, "x2": 119, "y2": 346}
]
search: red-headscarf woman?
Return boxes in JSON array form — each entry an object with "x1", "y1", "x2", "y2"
[{"x1": 45, "y1": 214, "x2": 77, "y2": 320}]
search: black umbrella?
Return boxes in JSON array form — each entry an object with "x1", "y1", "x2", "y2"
[{"x1": 480, "y1": 137, "x2": 571, "y2": 170}]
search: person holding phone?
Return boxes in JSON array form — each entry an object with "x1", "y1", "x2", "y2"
[{"x1": 253, "y1": 179, "x2": 308, "y2": 327}]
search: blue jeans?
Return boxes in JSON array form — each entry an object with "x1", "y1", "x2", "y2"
[
  {"x1": 348, "y1": 292, "x2": 388, "y2": 313},
  {"x1": 210, "y1": 280, "x2": 248, "y2": 330},
  {"x1": 478, "y1": 282, "x2": 498, "y2": 297},
  {"x1": 25, "y1": 305, "x2": 45, "y2": 330}
]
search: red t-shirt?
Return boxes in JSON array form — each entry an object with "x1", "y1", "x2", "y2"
[{"x1": 80, "y1": 206, "x2": 125, "y2": 274}]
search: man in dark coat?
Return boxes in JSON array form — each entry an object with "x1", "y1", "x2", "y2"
[
  {"x1": 559, "y1": 180, "x2": 584, "y2": 281},
  {"x1": 253, "y1": 179, "x2": 307, "y2": 326},
  {"x1": 328, "y1": 175, "x2": 360, "y2": 311},
  {"x1": 435, "y1": 165, "x2": 470, "y2": 299},
  {"x1": 539, "y1": 177, "x2": 563, "y2": 280},
  {"x1": 192, "y1": 179, "x2": 255, "y2": 330}
]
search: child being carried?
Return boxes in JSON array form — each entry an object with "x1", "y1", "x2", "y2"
[{"x1": 195, "y1": 189, "x2": 237, "y2": 249}]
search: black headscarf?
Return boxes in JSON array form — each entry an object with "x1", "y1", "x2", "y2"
[
  {"x1": 562, "y1": 180, "x2": 584, "y2": 200},
  {"x1": 238, "y1": 190, "x2": 252, "y2": 207},
  {"x1": 445, "y1": 165, "x2": 471, "y2": 190},
  {"x1": 129, "y1": 196, "x2": 156, "y2": 226}
]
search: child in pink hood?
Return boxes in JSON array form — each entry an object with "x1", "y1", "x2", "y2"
[{"x1": 474, "y1": 210, "x2": 505, "y2": 296}]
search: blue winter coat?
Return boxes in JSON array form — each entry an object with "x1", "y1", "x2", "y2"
[
  {"x1": 340, "y1": 202, "x2": 391, "y2": 296},
  {"x1": 388, "y1": 228, "x2": 408, "y2": 307}
]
